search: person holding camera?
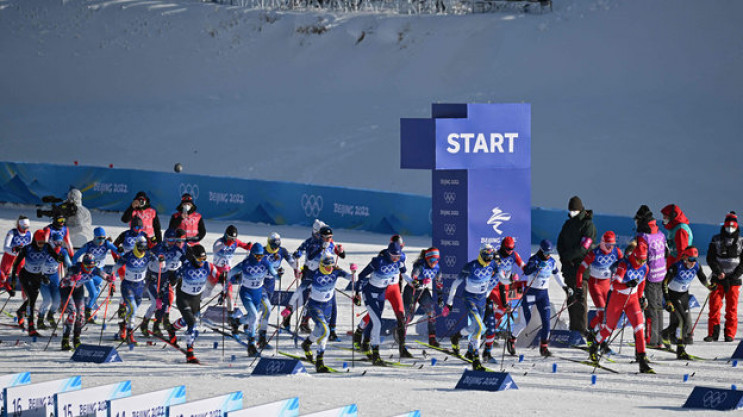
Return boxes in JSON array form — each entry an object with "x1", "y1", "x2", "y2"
[
  {"x1": 168, "y1": 193, "x2": 205, "y2": 246},
  {"x1": 65, "y1": 188, "x2": 93, "y2": 249},
  {"x1": 122, "y1": 191, "x2": 162, "y2": 245}
]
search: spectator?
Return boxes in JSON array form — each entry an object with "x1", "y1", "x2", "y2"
[
  {"x1": 168, "y1": 193, "x2": 205, "y2": 246},
  {"x1": 705, "y1": 211, "x2": 743, "y2": 342},
  {"x1": 122, "y1": 191, "x2": 162, "y2": 244},
  {"x1": 65, "y1": 188, "x2": 93, "y2": 249},
  {"x1": 557, "y1": 195, "x2": 596, "y2": 336},
  {"x1": 660, "y1": 204, "x2": 693, "y2": 266},
  {"x1": 634, "y1": 205, "x2": 667, "y2": 348}
]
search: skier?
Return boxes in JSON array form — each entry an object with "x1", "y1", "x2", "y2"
[
  {"x1": 72, "y1": 226, "x2": 119, "y2": 324},
  {"x1": 557, "y1": 195, "x2": 597, "y2": 337},
  {"x1": 259, "y1": 232, "x2": 298, "y2": 348},
  {"x1": 121, "y1": 191, "x2": 162, "y2": 244},
  {"x1": 112, "y1": 217, "x2": 150, "y2": 338},
  {"x1": 64, "y1": 188, "x2": 93, "y2": 249},
  {"x1": 442, "y1": 243, "x2": 500, "y2": 370},
  {"x1": 168, "y1": 244, "x2": 214, "y2": 364},
  {"x1": 353, "y1": 235, "x2": 412, "y2": 359},
  {"x1": 59, "y1": 254, "x2": 113, "y2": 350},
  {"x1": 403, "y1": 248, "x2": 443, "y2": 348},
  {"x1": 588, "y1": 242, "x2": 654, "y2": 374},
  {"x1": 352, "y1": 240, "x2": 407, "y2": 364},
  {"x1": 482, "y1": 236, "x2": 525, "y2": 360},
  {"x1": 37, "y1": 233, "x2": 72, "y2": 330},
  {"x1": 44, "y1": 214, "x2": 74, "y2": 257},
  {"x1": 10, "y1": 230, "x2": 66, "y2": 336},
  {"x1": 662, "y1": 246, "x2": 712, "y2": 358},
  {"x1": 168, "y1": 193, "x2": 206, "y2": 246},
  {"x1": 576, "y1": 231, "x2": 623, "y2": 342},
  {"x1": 203, "y1": 225, "x2": 251, "y2": 334},
  {"x1": 300, "y1": 254, "x2": 356, "y2": 373},
  {"x1": 151, "y1": 229, "x2": 188, "y2": 338},
  {"x1": 633, "y1": 205, "x2": 667, "y2": 348},
  {"x1": 139, "y1": 231, "x2": 174, "y2": 337},
  {"x1": 115, "y1": 235, "x2": 158, "y2": 345},
  {"x1": 229, "y1": 243, "x2": 279, "y2": 356},
  {"x1": 509, "y1": 240, "x2": 570, "y2": 357},
  {"x1": 1, "y1": 216, "x2": 31, "y2": 291},
  {"x1": 705, "y1": 211, "x2": 743, "y2": 342}
]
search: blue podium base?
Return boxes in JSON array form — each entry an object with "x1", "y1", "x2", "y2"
[
  {"x1": 455, "y1": 370, "x2": 518, "y2": 392},
  {"x1": 71, "y1": 344, "x2": 122, "y2": 363}
]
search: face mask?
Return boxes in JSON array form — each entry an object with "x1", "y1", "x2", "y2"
[
  {"x1": 182, "y1": 204, "x2": 192, "y2": 213},
  {"x1": 662, "y1": 218, "x2": 670, "y2": 225},
  {"x1": 726, "y1": 226, "x2": 737, "y2": 234},
  {"x1": 569, "y1": 210, "x2": 580, "y2": 218}
]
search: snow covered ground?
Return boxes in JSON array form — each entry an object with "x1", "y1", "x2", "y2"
[{"x1": 0, "y1": 204, "x2": 741, "y2": 416}]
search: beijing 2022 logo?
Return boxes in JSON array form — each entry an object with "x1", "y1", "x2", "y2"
[
  {"x1": 487, "y1": 207, "x2": 512, "y2": 235},
  {"x1": 179, "y1": 183, "x2": 200, "y2": 200},
  {"x1": 301, "y1": 194, "x2": 323, "y2": 217}
]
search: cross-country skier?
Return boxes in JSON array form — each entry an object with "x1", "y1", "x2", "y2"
[
  {"x1": 442, "y1": 243, "x2": 500, "y2": 370},
  {"x1": 576, "y1": 231, "x2": 623, "y2": 343},
  {"x1": 662, "y1": 246, "x2": 711, "y2": 358},
  {"x1": 300, "y1": 254, "x2": 355, "y2": 373},
  {"x1": 1, "y1": 216, "x2": 31, "y2": 291},
  {"x1": 150, "y1": 229, "x2": 187, "y2": 338},
  {"x1": 11, "y1": 230, "x2": 66, "y2": 336},
  {"x1": 352, "y1": 240, "x2": 407, "y2": 365},
  {"x1": 112, "y1": 217, "x2": 150, "y2": 339},
  {"x1": 168, "y1": 244, "x2": 214, "y2": 364},
  {"x1": 72, "y1": 226, "x2": 119, "y2": 324},
  {"x1": 203, "y1": 225, "x2": 251, "y2": 334},
  {"x1": 229, "y1": 243, "x2": 279, "y2": 356},
  {"x1": 482, "y1": 236, "x2": 525, "y2": 361},
  {"x1": 44, "y1": 214, "x2": 74, "y2": 257},
  {"x1": 588, "y1": 242, "x2": 654, "y2": 374},
  {"x1": 259, "y1": 232, "x2": 298, "y2": 348},
  {"x1": 59, "y1": 254, "x2": 113, "y2": 350},
  {"x1": 115, "y1": 235, "x2": 158, "y2": 345},
  {"x1": 281, "y1": 219, "x2": 326, "y2": 330},
  {"x1": 37, "y1": 233, "x2": 71, "y2": 330},
  {"x1": 403, "y1": 248, "x2": 443, "y2": 348}
]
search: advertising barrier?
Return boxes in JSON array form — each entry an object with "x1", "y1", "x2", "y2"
[
  {"x1": 107, "y1": 386, "x2": 186, "y2": 417},
  {"x1": 226, "y1": 397, "x2": 299, "y2": 417},
  {"x1": 3, "y1": 376, "x2": 81, "y2": 417},
  {"x1": 167, "y1": 392, "x2": 242, "y2": 417},
  {"x1": 0, "y1": 373, "x2": 31, "y2": 417},
  {"x1": 54, "y1": 381, "x2": 132, "y2": 417}
]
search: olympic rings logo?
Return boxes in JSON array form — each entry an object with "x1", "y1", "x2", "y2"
[
  {"x1": 189, "y1": 269, "x2": 208, "y2": 279},
  {"x1": 443, "y1": 192, "x2": 456, "y2": 204},
  {"x1": 379, "y1": 265, "x2": 399, "y2": 275},
  {"x1": 446, "y1": 318, "x2": 456, "y2": 330},
  {"x1": 179, "y1": 184, "x2": 200, "y2": 200},
  {"x1": 444, "y1": 256, "x2": 457, "y2": 268},
  {"x1": 301, "y1": 194, "x2": 324, "y2": 217},
  {"x1": 246, "y1": 265, "x2": 266, "y2": 276},
  {"x1": 265, "y1": 361, "x2": 285, "y2": 374},
  {"x1": 444, "y1": 224, "x2": 456, "y2": 236},
  {"x1": 474, "y1": 268, "x2": 494, "y2": 278},
  {"x1": 316, "y1": 276, "x2": 334, "y2": 286},
  {"x1": 702, "y1": 390, "x2": 728, "y2": 408}
]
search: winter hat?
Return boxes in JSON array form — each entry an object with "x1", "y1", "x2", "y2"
[
  {"x1": 601, "y1": 231, "x2": 616, "y2": 245},
  {"x1": 568, "y1": 196, "x2": 584, "y2": 212},
  {"x1": 724, "y1": 211, "x2": 738, "y2": 229},
  {"x1": 634, "y1": 205, "x2": 653, "y2": 221},
  {"x1": 388, "y1": 241, "x2": 402, "y2": 256}
]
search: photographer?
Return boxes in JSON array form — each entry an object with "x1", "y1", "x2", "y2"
[
  {"x1": 121, "y1": 191, "x2": 162, "y2": 244},
  {"x1": 36, "y1": 188, "x2": 92, "y2": 249}
]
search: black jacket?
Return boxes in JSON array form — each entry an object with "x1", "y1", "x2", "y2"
[{"x1": 557, "y1": 210, "x2": 597, "y2": 272}]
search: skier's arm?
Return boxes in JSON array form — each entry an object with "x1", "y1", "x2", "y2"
[
  {"x1": 152, "y1": 214, "x2": 162, "y2": 244},
  {"x1": 3, "y1": 230, "x2": 14, "y2": 254}
]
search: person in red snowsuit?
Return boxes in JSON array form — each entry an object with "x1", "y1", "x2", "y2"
[
  {"x1": 577, "y1": 231, "x2": 623, "y2": 341},
  {"x1": 589, "y1": 242, "x2": 654, "y2": 374},
  {"x1": 705, "y1": 211, "x2": 743, "y2": 342}
]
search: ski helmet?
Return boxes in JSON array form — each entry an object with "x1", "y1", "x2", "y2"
[
  {"x1": 601, "y1": 231, "x2": 616, "y2": 245},
  {"x1": 134, "y1": 235, "x2": 148, "y2": 255},
  {"x1": 629, "y1": 242, "x2": 648, "y2": 268},
  {"x1": 81, "y1": 253, "x2": 96, "y2": 272},
  {"x1": 224, "y1": 225, "x2": 238, "y2": 241},
  {"x1": 479, "y1": 243, "x2": 495, "y2": 264},
  {"x1": 319, "y1": 254, "x2": 335, "y2": 274},
  {"x1": 191, "y1": 244, "x2": 207, "y2": 265},
  {"x1": 267, "y1": 232, "x2": 281, "y2": 253},
  {"x1": 502, "y1": 236, "x2": 515, "y2": 251},
  {"x1": 390, "y1": 234, "x2": 405, "y2": 248},
  {"x1": 250, "y1": 243, "x2": 265, "y2": 260},
  {"x1": 319, "y1": 226, "x2": 333, "y2": 239},
  {"x1": 94, "y1": 226, "x2": 106, "y2": 238}
]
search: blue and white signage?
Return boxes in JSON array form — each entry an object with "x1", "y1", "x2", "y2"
[
  {"x1": 389, "y1": 412, "x2": 421, "y2": 417},
  {"x1": 107, "y1": 386, "x2": 186, "y2": 417},
  {"x1": 302, "y1": 405, "x2": 357, "y2": 417},
  {"x1": 454, "y1": 370, "x2": 518, "y2": 392},
  {"x1": 0, "y1": 373, "x2": 31, "y2": 417},
  {"x1": 226, "y1": 397, "x2": 298, "y2": 417},
  {"x1": 55, "y1": 381, "x2": 132, "y2": 417},
  {"x1": 167, "y1": 392, "x2": 242, "y2": 417},
  {"x1": 3, "y1": 376, "x2": 81, "y2": 417}
]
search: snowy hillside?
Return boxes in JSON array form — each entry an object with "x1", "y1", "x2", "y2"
[{"x1": 1, "y1": 0, "x2": 743, "y2": 224}]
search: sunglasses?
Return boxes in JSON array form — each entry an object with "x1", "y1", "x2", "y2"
[
  {"x1": 167, "y1": 238, "x2": 185, "y2": 243},
  {"x1": 95, "y1": 236, "x2": 107, "y2": 242},
  {"x1": 686, "y1": 257, "x2": 697, "y2": 263},
  {"x1": 253, "y1": 254, "x2": 264, "y2": 260}
]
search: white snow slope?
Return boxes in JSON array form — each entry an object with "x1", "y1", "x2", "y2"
[{"x1": 1, "y1": 0, "x2": 743, "y2": 224}]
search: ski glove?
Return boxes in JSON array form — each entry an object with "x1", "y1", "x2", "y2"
[
  {"x1": 639, "y1": 297, "x2": 648, "y2": 310},
  {"x1": 563, "y1": 286, "x2": 574, "y2": 298},
  {"x1": 624, "y1": 279, "x2": 638, "y2": 288},
  {"x1": 41, "y1": 275, "x2": 51, "y2": 286},
  {"x1": 353, "y1": 292, "x2": 363, "y2": 306},
  {"x1": 217, "y1": 292, "x2": 225, "y2": 306},
  {"x1": 280, "y1": 307, "x2": 292, "y2": 318},
  {"x1": 664, "y1": 300, "x2": 675, "y2": 313},
  {"x1": 706, "y1": 281, "x2": 717, "y2": 291},
  {"x1": 442, "y1": 304, "x2": 452, "y2": 317}
]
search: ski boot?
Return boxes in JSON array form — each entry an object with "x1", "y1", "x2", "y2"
[
  {"x1": 352, "y1": 327, "x2": 364, "y2": 350},
  {"x1": 450, "y1": 332, "x2": 462, "y2": 356},
  {"x1": 151, "y1": 320, "x2": 164, "y2": 338},
  {"x1": 16, "y1": 308, "x2": 25, "y2": 329},
  {"x1": 328, "y1": 328, "x2": 340, "y2": 342},
  {"x1": 588, "y1": 341, "x2": 600, "y2": 363},
  {"x1": 725, "y1": 335, "x2": 735, "y2": 342},
  {"x1": 27, "y1": 320, "x2": 41, "y2": 337},
  {"x1": 471, "y1": 358, "x2": 486, "y2": 371},
  {"x1": 428, "y1": 334, "x2": 440, "y2": 348},
  {"x1": 258, "y1": 330, "x2": 268, "y2": 349},
  {"x1": 482, "y1": 348, "x2": 494, "y2": 363},
  {"x1": 370, "y1": 346, "x2": 384, "y2": 366},
  {"x1": 315, "y1": 352, "x2": 330, "y2": 373},
  {"x1": 36, "y1": 316, "x2": 48, "y2": 330},
  {"x1": 116, "y1": 322, "x2": 126, "y2": 341},
  {"x1": 140, "y1": 319, "x2": 150, "y2": 337},
  {"x1": 676, "y1": 344, "x2": 691, "y2": 360},
  {"x1": 47, "y1": 311, "x2": 56, "y2": 328},
  {"x1": 230, "y1": 317, "x2": 240, "y2": 335},
  {"x1": 186, "y1": 346, "x2": 200, "y2": 364},
  {"x1": 539, "y1": 340, "x2": 552, "y2": 357},
  {"x1": 636, "y1": 352, "x2": 655, "y2": 374},
  {"x1": 167, "y1": 324, "x2": 178, "y2": 346},
  {"x1": 301, "y1": 338, "x2": 314, "y2": 362},
  {"x1": 299, "y1": 317, "x2": 312, "y2": 334},
  {"x1": 464, "y1": 348, "x2": 475, "y2": 361},
  {"x1": 61, "y1": 335, "x2": 72, "y2": 351},
  {"x1": 125, "y1": 328, "x2": 137, "y2": 346},
  {"x1": 399, "y1": 345, "x2": 414, "y2": 359},
  {"x1": 506, "y1": 336, "x2": 517, "y2": 356},
  {"x1": 85, "y1": 308, "x2": 97, "y2": 324},
  {"x1": 73, "y1": 331, "x2": 81, "y2": 349},
  {"x1": 247, "y1": 338, "x2": 259, "y2": 357},
  {"x1": 361, "y1": 339, "x2": 372, "y2": 359},
  {"x1": 585, "y1": 329, "x2": 596, "y2": 346}
]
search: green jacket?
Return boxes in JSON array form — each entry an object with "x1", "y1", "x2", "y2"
[{"x1": 557, "y1": 210, "x2": 597, "y2": 270}]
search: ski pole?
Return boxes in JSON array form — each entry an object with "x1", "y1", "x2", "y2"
[
  {"x1": 351, "y1": 268, "x2": 356, "y2": 368},
  {"x1": 523, "y1": 297, "x2": 578, "y2": 339},
  {"x1": 593, "y1": 286, "x2": 634, "y2": 372},
  {"x1": 44, "y1": 281, "x2": 77, "y2": 351},
  {"x1": 0, "y1": 293, "x2": 11, "y2": 316},
  {"x1": 690, "y1": 290, "x2": 711, "y2": 336},
  {"x1": 98, "y1": 283, "x2": 113, "y2": 345}
]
